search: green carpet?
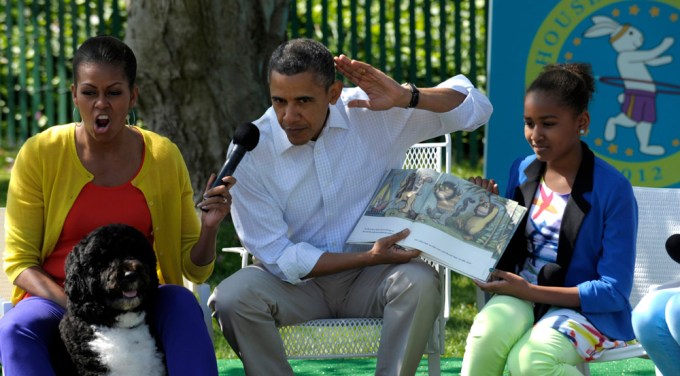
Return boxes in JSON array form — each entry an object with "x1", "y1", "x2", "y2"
[{"x1": 217, "y1": 357, "x2": 657, "y2": 375}]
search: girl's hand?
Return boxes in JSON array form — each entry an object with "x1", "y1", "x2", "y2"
[
  {"x1": 474, "y1": 270, "x2": 532, "y2": 299},
  {"x1": 468, "y1": 176, "x2": 499, "y2": 195}
]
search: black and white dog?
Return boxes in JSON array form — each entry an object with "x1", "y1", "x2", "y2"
[{"x1": 60, "y1": 223, "x2": 166, "y2": 376}]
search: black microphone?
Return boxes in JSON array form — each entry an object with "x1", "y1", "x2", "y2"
[
  {"x1": 211, "y1": 122, "x2": 260, "y2": 189},
  {"x1": 666, "y1": 234, "x2": 680, "y2": 264}
]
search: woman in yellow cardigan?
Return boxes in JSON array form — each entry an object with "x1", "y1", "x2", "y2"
[{"x1": 0, "y1": 36, "x2": 233, "y2": 375}]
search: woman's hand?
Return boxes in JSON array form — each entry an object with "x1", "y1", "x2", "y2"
[
  {"x1": 468, "y1": 176, "x2": 499, "y2": 195},
  {"x1": 197, "y1": 174, "x2": 236, "y2": 227}
]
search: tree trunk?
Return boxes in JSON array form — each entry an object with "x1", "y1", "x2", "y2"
[{"x1": 125, "y1": 0, "x2": 289, "y2": 197}]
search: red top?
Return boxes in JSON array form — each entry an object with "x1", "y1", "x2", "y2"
[
  {"x1": 41, "y1": 182, "x2": 152, "y2": 287},
  {"x1": 40, "y1": 164, "x2": 152, "y2": 288}
]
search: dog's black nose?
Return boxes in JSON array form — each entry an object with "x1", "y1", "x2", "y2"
[{"x1": 123, "y1": 270, "x2": 138, "y2": 281}]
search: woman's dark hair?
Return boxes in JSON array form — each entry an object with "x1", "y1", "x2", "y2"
[
  {"x1": 527, "y1": 62, "x2": 595, "y2": 115},
  {"x1": 267, "y1": 38, "x2": 336, "y2": 90},
  {"x1": 72, "y1": 36, "x2": 137, "y2": 90}
]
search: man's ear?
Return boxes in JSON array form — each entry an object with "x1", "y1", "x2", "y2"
[{"x1": 328, "y1": 80, "x2": 344, "y2": 105}]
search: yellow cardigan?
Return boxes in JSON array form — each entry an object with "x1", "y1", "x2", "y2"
[{"x1": 4, "y1": 124, "x2": 213, "y2": 304}]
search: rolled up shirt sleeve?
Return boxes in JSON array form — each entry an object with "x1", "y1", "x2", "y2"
[
  {"x1": 436, "y1": 74, "x2": 493, "y2": 132},
  {"x1": 276, "y1": 242, "x2": 325, "y2": 284}
]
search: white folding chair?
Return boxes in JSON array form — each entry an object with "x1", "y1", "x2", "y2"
[
  {"x1": 221, "y1": 135, "x2": 453, "y2": 375},
  {"x1": 183, "y1": 279, "x2": 213, "y2": 341},
  {"x1": 577, "y1": 186, "x2": 680, "y2": 376}
]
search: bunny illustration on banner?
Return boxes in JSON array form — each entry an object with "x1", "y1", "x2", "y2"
[{"x1": 584, "y1": 15, "x2": 674, "y2": 156}]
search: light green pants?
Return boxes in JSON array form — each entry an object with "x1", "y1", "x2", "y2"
[{"x1": 461, "y1": 295, "x2": 584, "y2": 376}]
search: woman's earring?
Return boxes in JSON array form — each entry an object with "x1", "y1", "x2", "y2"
[
  {"x1": 73, "y1": 108, "x2": 82, "y2": 127},
  {"x1": 579, "y1": 129, "x2": 586, "y2": 136},
  {"x1": 126, "y1": 109, "x2": 137, "y2": 127}
]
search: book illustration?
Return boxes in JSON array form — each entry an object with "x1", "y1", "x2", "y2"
[
  {"x1": 363, "y1": 169, "x2": 521, "y2": 258},
  {"x1": 349, "y1": 168, "x2": 527, "y2": 281},
  {"x1": 368, "y1": 169, "x2": 437, "y2": 218}
]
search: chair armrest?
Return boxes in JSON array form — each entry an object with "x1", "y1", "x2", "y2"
[
  {"x1": 1, "y1": 300, "x2": 12, "y2": 318},
  {"x1": 222, "y1": 247, "x2": 250, "y2": 269},
  {"x1": 651, "y1": 278, "x2": 680, "y2": 292}
]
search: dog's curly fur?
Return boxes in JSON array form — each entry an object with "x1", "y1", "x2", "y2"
[{"x1": 59, "y1": 224, "x2": 166, "y2": 376}]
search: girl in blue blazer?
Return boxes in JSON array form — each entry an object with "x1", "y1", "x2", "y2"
[{"x1": 461, "y1": 63, "x2": 637, "y2": 375}]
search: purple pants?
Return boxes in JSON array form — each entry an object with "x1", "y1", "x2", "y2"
[{"x1": 0, "y1": 284, "x2": 217, "y2": 376}]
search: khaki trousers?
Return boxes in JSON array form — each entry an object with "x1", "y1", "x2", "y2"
[{"x1": 209, "y1": 259, "x2": 441, "y2": 376}]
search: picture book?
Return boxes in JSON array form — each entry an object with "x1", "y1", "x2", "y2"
[{"x1": 347, "y1": 168, "x2": 527, "y2": 281}]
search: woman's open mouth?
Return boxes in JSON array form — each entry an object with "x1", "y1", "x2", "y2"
[{"x1": 94, "y1": 115, "x2": 111, "y2": 133}]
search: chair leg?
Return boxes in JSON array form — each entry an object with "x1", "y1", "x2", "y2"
[
  {"x1": 427, "y1": 352, "x2": 441, "y2": 376},
  {"x1": 475, "y1": 287, "x2": 490, "y2": 311},
  {"x1": 194, "y1": 283, "x2": 213, "y2": 342},
  {"x1": 576, "y1": 362, "x2": 591, "y2": 376}
]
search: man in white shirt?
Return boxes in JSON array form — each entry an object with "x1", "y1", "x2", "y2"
[{"x1": 209, "y1": 38, "x2": 492, "y2": 375}]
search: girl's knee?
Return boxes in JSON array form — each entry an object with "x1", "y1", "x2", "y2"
[
  {"x1": 633, "y1": 290, "x2": 675, "y2": 336},
  {"x1": 665, "y1": 293, "x2": 680, "y2": 334},
  {"x1": 508, "y1": 349, "x2": 559, "y2": 376},
  {"x1": 508, "y1": 328, "x2": 582, "y2": 376},
  {"x1": 464, "y1": 298, "x2": 533, "y2": 366},
  {"x1": 463, "y1": 315, "x2": 521, "y2": 376},
  {"x1": 509, "y1": 350, "x2": 582, "y2": 376}
]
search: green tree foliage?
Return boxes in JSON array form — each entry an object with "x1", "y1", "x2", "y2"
[
  {"x1": 289, "y1": 0, "x2": 488, "y2": 89},
  {"x1": 1, "y1": 0, "x2": 487, "y2": 164},
  {"x1": 0, "y1": 0, "x2": 127, "y2": 147}
]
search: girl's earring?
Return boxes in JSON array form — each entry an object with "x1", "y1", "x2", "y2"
[
  {"x1": 579, "y1": 129, "x2": 586, "y2": 136},
  {"x1": 126, "y1": 109, "x2": 137, "y2": 127},
  {"x1": 73, "y1": 108, "x2": 83, "y2": 127}
]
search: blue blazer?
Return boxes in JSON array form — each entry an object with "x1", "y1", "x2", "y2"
[{"x1": 499, "y1": 143, "x2": 637, "y2": 340}]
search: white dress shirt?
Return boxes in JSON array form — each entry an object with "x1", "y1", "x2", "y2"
[{"x1": 230, "y1": 75, "x2": 493, "y2": 283}]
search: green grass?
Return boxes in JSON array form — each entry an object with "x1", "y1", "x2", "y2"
[{"x1": 0, "y1": 147, "x2": 482, "y2": 360}]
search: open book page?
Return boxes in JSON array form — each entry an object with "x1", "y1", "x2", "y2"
[{"x1": 347, "y1": 168, "x2": 527, "y2": 281}]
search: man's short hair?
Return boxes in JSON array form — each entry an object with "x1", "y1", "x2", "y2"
[{"x1": 268, "y1": 38, "x2": 336, "y2": 89}]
